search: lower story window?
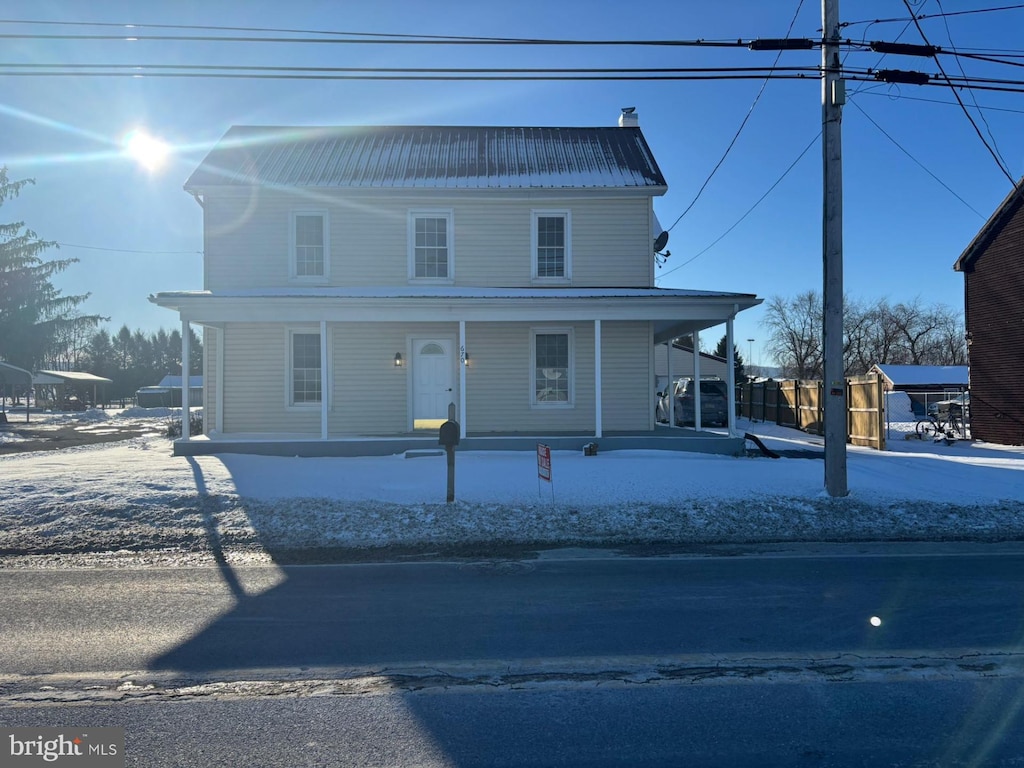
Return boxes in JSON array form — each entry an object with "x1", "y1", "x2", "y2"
[
  {"x1": 533, "y1": 330, "x2": 572, "y2": 406},
  {"x1": 291, "y1": 332, "x2": 321, "y2": 404}
]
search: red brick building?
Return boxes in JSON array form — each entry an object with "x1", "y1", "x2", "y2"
[{"x1": 953, "y1": 182, "x2": 1024, "y2": 445}]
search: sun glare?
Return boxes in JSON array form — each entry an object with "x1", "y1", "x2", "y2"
[{"x1": 122, "y1": 129, "x2": 170, "y2": 172}]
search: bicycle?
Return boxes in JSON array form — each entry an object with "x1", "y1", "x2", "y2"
[{"x1": 915, "y1": 409, "x2": 965, "y2": 445}]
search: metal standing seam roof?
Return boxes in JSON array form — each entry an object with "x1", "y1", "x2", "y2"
[
  {"x1": 184, "y1": 125, "x2": 668, "y2": 191},
  {"x1": 36, "y1": 370, "x2": 114, "y2": 385}
]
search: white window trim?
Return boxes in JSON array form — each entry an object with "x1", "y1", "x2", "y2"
[
  {"x1": 408, "y1": 209, "x2": 455, "y2": 284},
  {"x1": 289, "y1": 210, "x2": 330, "y2": 283},
  {"x1": 285, "y1": 326, "x2": 330, "y2": 411},
  {"x1": 530, "y1": 326, "x2": 575, "y2": 409},
  {"x1": 531, "y1": 209, "x2": 571, "y2": 283}
]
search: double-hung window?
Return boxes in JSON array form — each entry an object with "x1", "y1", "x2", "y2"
[
  {"x1": 290, "y1": 211, "x2": 329, "y2": 281},
  {"x1": 531, "y1": 328, "x2": 573, "y2": 407},
  {"x1": 532, "y1": 210, "x2": 571, "y2": 281},
  {"x1": 290, "y1": 331, "x2": 321, "y2": 405},
  {"x1": 409, "y1": 210, "x2": 453, "y2": 282}
]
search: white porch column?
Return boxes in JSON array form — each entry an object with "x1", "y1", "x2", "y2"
[
  {"x1": 667, "y1": 339, "x2": 675, "y2": 428},
  {"x1": 594, "y1": 320, "x2": 602, "y2": 438},
  {"x1": 726, "y1": 317, "x2": 737, "y2": 435},
  {"x1": 320, "y1": 320, "x2": 328, "y2": 439},
  {"x1": 459, "y1": 320, "x2": 467, "y2": 440},
  {"x1": 215, "y1": 327, "x2": 224, "y2": 433},
  {"x1": 180, "y1": 320, "x2": 190, "y2": 441},
  {"x1": 693, "y1": 329, "x2": 702, "y2": 431}
]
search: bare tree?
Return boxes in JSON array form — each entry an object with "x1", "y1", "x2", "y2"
[
  {"x1": 842, "y1": 297, "x2": 879, "y2": 376},
  {"x1": 762, "y1": 291, "x2": 823, "y2": 379},
  {"x1": 43, "y1": 313, "x2": 104, "y2": 371},
  {"x1": 762, "y1": 292, "x2": 967, "y2": 376},
  {"x1": 932, "y1": 305, "x2": 968, "y2": 365}
]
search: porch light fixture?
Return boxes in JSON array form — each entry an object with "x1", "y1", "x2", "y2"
[
  {"x1": 463, "y1": 352, "x2": 470, "y2": 366},
  {"x1": 394, "y1": 352, "x2": 403, "y2": 367}
]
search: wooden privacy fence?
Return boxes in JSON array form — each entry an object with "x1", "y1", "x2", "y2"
[{"x1": 739, "y1": 374, "x2": 886, "y2": 450}]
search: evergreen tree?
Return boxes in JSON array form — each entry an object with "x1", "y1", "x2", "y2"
[
  {"x1": 0, "y1": 168, "x2": 100, "y2": 369},
  {"x1": 713, "y1": 335, "x2": 747, "y2": 382}
]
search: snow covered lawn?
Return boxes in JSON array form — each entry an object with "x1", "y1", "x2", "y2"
[{"x1": 1, "y1": 409, "x2": 1022, "y2": 565}]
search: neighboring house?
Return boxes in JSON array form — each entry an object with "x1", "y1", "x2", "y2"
[
  {"x1": 953, "y1": 180, "x2": 1024, "y2": 445},
  {"x1": 654, "y1": 343, "x2": 729, "y2": 396},
  {"x1": 867, "y1": 364, "x2": 969, "y2": 418},
  {"x1": 137, "y1": 375, "x2": 204, "y2": 408},
  {"x1": 152, "y1": 111, "x2": 762, "y2": 455},
  {"x1": 868, "y1": 364, "x2": 968, "y2": 393}
]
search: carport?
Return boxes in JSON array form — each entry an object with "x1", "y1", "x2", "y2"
[
  {"x1": 0, "y1": 361, "x2": 33, "y2": 423},
  {"x1": 34, "y1": 370, "x2": 113, "y2": 409}
]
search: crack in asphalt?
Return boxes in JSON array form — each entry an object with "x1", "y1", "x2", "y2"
[{"x1": 3, "y1": 652, "x2": 1023, "y2": 707}]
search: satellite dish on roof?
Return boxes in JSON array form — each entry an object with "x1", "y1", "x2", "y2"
[{"x1": 653, "y1": 230, "x2": 669, "y2": 253}]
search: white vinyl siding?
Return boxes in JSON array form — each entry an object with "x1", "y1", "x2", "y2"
[
  {"x1": 202, "y1": 192, "x2": 652, "y2": 290},
  {"x1": 408, "y1": 210, "x2": 454, "y2": 282},
  {"x1": 599, "y1": 321, "x2": 655, "y2": 431},
  {"x1": 330, "y1": 322, "x2": 456, "y2": 435},
  {"x1": 221, "y1": 324, "x2": 320, "y2": 435},
  {"x1": 215, "y1": 321, "x2": 651, "y2": 436},
  {"x1": 532, "y1": 210, "x2": 570, "y2": 282},
  {"x1": 463, "y1": 322, "x2": 594, "y2": 433},
  {"x1": 290, "y1": 210, "x2": 329, "y2": 281}
]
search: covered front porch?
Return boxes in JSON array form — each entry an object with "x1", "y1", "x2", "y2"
[{"x1": 153, "y1": 286, "x2": 761, "y2": 457}]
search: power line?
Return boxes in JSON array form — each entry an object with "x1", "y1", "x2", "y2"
[
  {"x1": 0, "y1": 31, "x2": 749, "y2": 47},
  {"x1": 841, "y1": 3, "x2": 1024, "y2": 28},
  {"x1": 935, "y1": 0, "x2": 1011, "y2": 173},
  {"x1": 851, "y1": 88, "x2": 1024, "y2": 114},
  {"x1": 847, "y1": 74, "x2": 1024, "y2": 94},
  {"x1": 0, "y1": 17, "x2": 585, "y2": 43},
  {"x1": 847, "y1": 99, "x2": 986, "y2": 218},
  {"x1": 955, "y1": 50, "x2": 1024, "y2": 66},
  {"x1": 0, "y1": 63, "x2": 824, "y2": 76},
  {"x1": 0, "y1": 69, "x2": 826, "y2": 82},
  {"x1": 656, "y1": 132, "x2": 820, "y2": 281},
  {"x1": 29, "y1": 238, "x2": 202, "y2": 256},
  {"x1": 664, "y1": 0, "x2": 808, "y2": 234},
  {"x1": 901, "y1": 0, "x2": 1017, "y2": 185}
]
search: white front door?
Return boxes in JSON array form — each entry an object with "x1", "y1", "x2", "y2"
[{"x1": 413, "y1": 339, "x2": 454, "y2": 429}]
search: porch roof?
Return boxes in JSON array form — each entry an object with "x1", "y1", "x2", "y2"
[{"x1": 150, "y1": 286, "x2": 762, "y2": 340}]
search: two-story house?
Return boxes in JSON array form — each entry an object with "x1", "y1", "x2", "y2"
[{"x1": 152, "y1": 111, "x2": 762, "y2": 456}]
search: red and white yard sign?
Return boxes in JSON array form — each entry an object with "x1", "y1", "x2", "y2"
[{"x1": 536, "y1": 443, "x2": 552, "y2": 482}]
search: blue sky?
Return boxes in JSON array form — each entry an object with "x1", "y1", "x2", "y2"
[{"x1": 2, "y1": 0, "x2": 1022, "y2": 368}]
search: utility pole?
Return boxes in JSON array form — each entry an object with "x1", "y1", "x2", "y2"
[{"x1": 822, "y1": 0, "x2": 848, "y2": 496}]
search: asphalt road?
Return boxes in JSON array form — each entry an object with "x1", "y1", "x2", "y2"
[{"x1": 4, "y1": 545, "x2": 1024, "y2": 765}]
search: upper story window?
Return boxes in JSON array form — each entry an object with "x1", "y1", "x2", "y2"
[
  {"x1": 409, "y1": 210, "x2": 454, "y2": 282},
  {"x1": 289, "y1": 330, "x2": 322, "y2": 406},
  {"x1": 290, "y1": 211, "x2": 329, "y2": 281},
  {"x1": 532, "y1": 210, "x2": 571, "y2": 282}
]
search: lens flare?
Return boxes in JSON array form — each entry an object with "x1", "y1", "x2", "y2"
[{"x1": 122, "y1": 129, "x2": 170, "y2": 172}]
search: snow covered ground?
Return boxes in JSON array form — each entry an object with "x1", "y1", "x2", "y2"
[{"x1": 1, "y1": 407, "x2": 1022, "y2": 565}]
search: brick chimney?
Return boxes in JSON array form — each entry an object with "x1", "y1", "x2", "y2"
[{"x1": 618, "y1": 107, "x2": 639, "y2": 127}]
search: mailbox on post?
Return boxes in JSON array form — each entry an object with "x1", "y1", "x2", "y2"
[
  {"x1": 438, "y1": 420, "x2": 460, "y2": 448},
  {"x1": 439, "y1": 409, "x2": 460, "y2": 503}
]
